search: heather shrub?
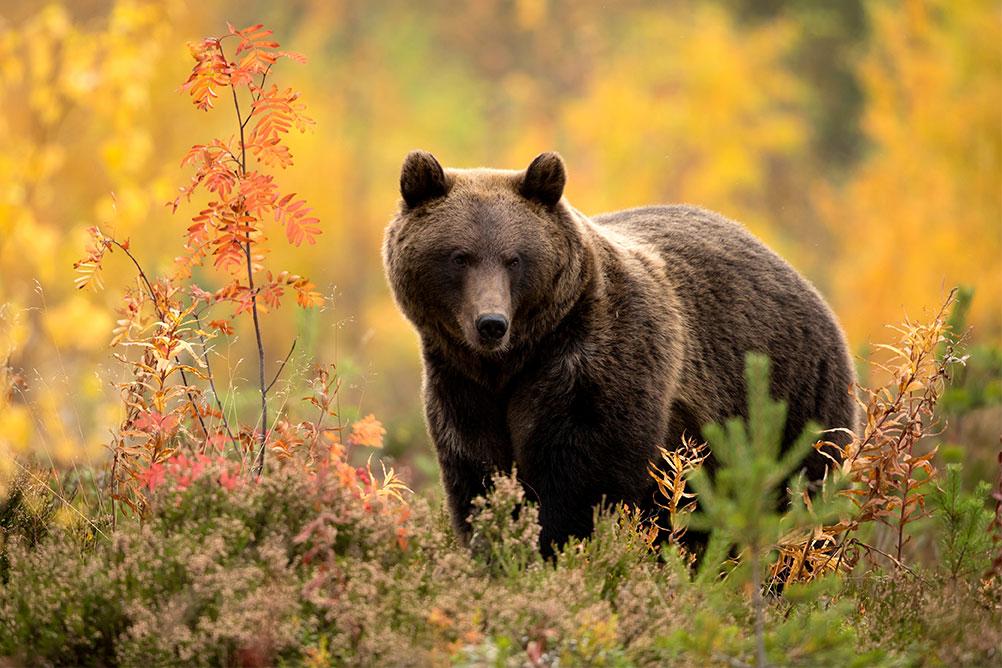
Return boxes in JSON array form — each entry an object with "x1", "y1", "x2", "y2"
[
  {"x1": 4, "y1": 296, "x2": 1001, "y2": 666},
  {"x1": 851, "y1": 573, "x2": 1001, "y2": 666},
  {"x1": 1, "y1": 511, "x2": 302, "y2": 665},
  {"x1": 467, "y1": 469, "x2": 542, "y2": 578},
  {"x1": 0, "y1": 455, "x2": 416, "y2": 667},
  {"x1": 1, "y1": 419, "x2": 999, "y2": 667},
  {"x1": 555, "y1": 505, "x2": 668, "y2": 602}
]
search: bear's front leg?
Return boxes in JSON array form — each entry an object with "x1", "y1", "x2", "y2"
[
  {"x1": 536, "y1": 484, "x2": 601, "y2": 556},
  {"x1": 423, "y1": 362, "x2": 513, "y2": 543},
  {"x1": 434, "y1": 447, "x2": 494, "y2": 543},
  {"x1": 512, "y1": 384, "x2": 656, "y2": 556},
  {"x1": 516, "y1": 427, "x2": 623, "y2": 555}
]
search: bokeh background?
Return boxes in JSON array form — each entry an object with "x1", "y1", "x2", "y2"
[{"x1": 1, "y1": 0, "x2": 1000, "y2": 488}]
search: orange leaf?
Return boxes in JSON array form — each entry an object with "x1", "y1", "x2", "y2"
[{"x1": 348, "y1": 415, "x2": 385, "y2": 449}]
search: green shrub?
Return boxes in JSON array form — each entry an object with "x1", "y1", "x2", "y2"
[{"x1": 931, "y1": 463, "x2": 994, "y2": 581}]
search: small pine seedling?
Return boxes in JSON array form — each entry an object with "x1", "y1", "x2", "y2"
[{"x1": 685, "y1": 353, "x2": 847, "y2": 667}]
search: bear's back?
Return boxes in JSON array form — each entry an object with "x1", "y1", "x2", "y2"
[
  {"x1": 593, "y1": 205, "x2": 791, "y2": 284},
  {"x1": 592, "y1": 204, "x2": 856, "y2": 478},
  {"x1": 590, "y1": 205, "x2": 823, "y2": 336}
]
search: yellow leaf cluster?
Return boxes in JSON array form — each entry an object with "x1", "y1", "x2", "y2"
[{"x1": 821, "y1": 0, "x2": 1002, "y2": 343}]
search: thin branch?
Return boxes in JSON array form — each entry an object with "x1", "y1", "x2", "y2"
[
  {"x1": 853, "y1": 539, "x2": 920, "y2": 578},
  {"x1": 215, "y1": 38, "x2": 248, "y2": 174},
  {"x1": 244, "y1": 226, "x2": 268, "y2": 476},
  {"x1": 111, "y1": 240, "x2": 158, "y2": 312},
  {"x1": 218, "y1": 39, "x2": 269, "y2": 476},
  {"x1": 193, "y1": 314, "x2": 238, "y2": 450},
  {"x1": 265, "y1": 338, "x2": 297, "y2": 394},
  {"x1": 240, "y1": 62, "x2": 273, "y2": 130}
]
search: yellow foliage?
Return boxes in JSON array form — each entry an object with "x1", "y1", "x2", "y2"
[
  {"x1": 0, "y1": 405, "x2": 32, "y2": 455},
  {"x1": 53, "y1": 503, "x2": 81, "y2": 529},
  {"x1": 562, "y1": 3, "x2": 806, "y2": 242},
  {"x1": 821, "y1": 0, "x2": 1002, "y2": 343},
  {"x1": 43, "y1": 294, "x2": 114, "y2": 351}
]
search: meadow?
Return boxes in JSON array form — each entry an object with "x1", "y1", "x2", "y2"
[{"x1": 0, "y1": 1, "x2": 1000, "y2": 666}]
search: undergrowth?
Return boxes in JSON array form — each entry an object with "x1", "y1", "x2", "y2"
[
  {"x1": 2, "y1": 444, "x2": 997, "y2": 666},
  {"x1": 2, "y1": 293, "x2": 998, "y2": 666}
]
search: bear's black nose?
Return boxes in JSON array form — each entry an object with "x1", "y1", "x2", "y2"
[{"x1": 476, "y1": 314, "x2": 509, "y2": 342}]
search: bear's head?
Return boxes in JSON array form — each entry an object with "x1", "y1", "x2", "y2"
[{"x1": 383, "y1": 151, "x2": 591, "y2": 357}]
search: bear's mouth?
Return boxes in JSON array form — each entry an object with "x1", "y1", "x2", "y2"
[
  {"x1": 475, "y1": 335, "x2": 509, "y2": 353},
  {"x1": 458, "y1": 317, "x2": 511, "y2": 355},
  {"x1": 469, "y1": 328, "x2": 510, "y2": 354}
]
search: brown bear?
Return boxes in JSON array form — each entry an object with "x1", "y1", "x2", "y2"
[{"x1": 383, "y1": 150, "x2": 857, "y2": 552}]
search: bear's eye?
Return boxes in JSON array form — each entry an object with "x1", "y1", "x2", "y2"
[
  {"x1": 451, "y1": 253, "x2": 469, "y2": 268},
  {"x1": 505, "y1": 256, "x2": 521, "y2": 269}
]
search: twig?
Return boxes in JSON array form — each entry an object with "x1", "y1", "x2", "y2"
[
  {"x1": 193, "y1": 314, "x2": 238, "y2": 451},
  {"x1": 244, "y1": 62, "x2": 273, "y2": 124},
  {"x1": 853, "y1": 539, "x2": 920, "y2": 578},
  {"x1": 750, "y1": 544, "x2": 767, "y2": 668},
  {"x1": 265, "y1": 338, "x2": 297, "y2": 394},
  {"x1": 110, "y1": 240, "x2": 157, "y2": 310}
]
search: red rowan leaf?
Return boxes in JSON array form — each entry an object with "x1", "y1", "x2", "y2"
[
  {"x1": 271, "y1": 271, "x2": 325, "y2": 309},
  {"x1": 296, "y1": 284, "x2": 324, "y2": 309},
  {"x1": 259, "y1": 281, "x2": 284, "y2": 311},
  {"x1": 212, "y1": 238, "x2": 246, "y2": 273},
  {"x1": 245, "y1": 85, "x2": 314, "y2": 169},
  {"x1": 178, "y1": 140, "x2": 239, "y2": 204},
  {"x1": 181, "y1": 38, "x2": 229, "y2": 111},
  {"x1": 190, "y1": 285, "x2": 214, "y2": 304},
  {"x1": 274, "y1": 193, "x2": 321, "y2": 246},
  {"x1": 208, "y1": 319, "x2": 235, "y2": 335},
  {"x1": 232, "y1": 24, "x2": 276, "y2": 55},
  {"x1": 277, "y1": 50, "x2": 307, "y2": 64},
  {"x1": 214, "y1": 282, "x2": 255, "y2": 314},
  {"x1": 251, "y1": 137, "x2": 293, "y2": 169},
  {"x1": 134, "y1": 410, "x2": 180, "y2": 436},
  {"x1": 239, "y1": 172, "x2": 278, "y2": 215},
  {"x1": 238, "y1": 49, "x2": 277, "y2": 71},
  {"x1": 224, "y1": 23, "x2": 281, "y2": 85}
]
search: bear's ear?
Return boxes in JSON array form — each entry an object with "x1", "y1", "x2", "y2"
[
  {"x1": 519, "y1": 152, "x2": 566, "y2": 207},
  {"x1": 400, "y1": 150, "x2": 448, "y2": 209}
]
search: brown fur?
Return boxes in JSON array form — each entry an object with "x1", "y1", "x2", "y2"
[{"x1": 383, "y1": 151, "x2": 857, "y2": 551}]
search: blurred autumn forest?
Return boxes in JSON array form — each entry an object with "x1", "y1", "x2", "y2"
[{"x1": 0, "y1": 0, "x2": 999, "y2": 489}]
